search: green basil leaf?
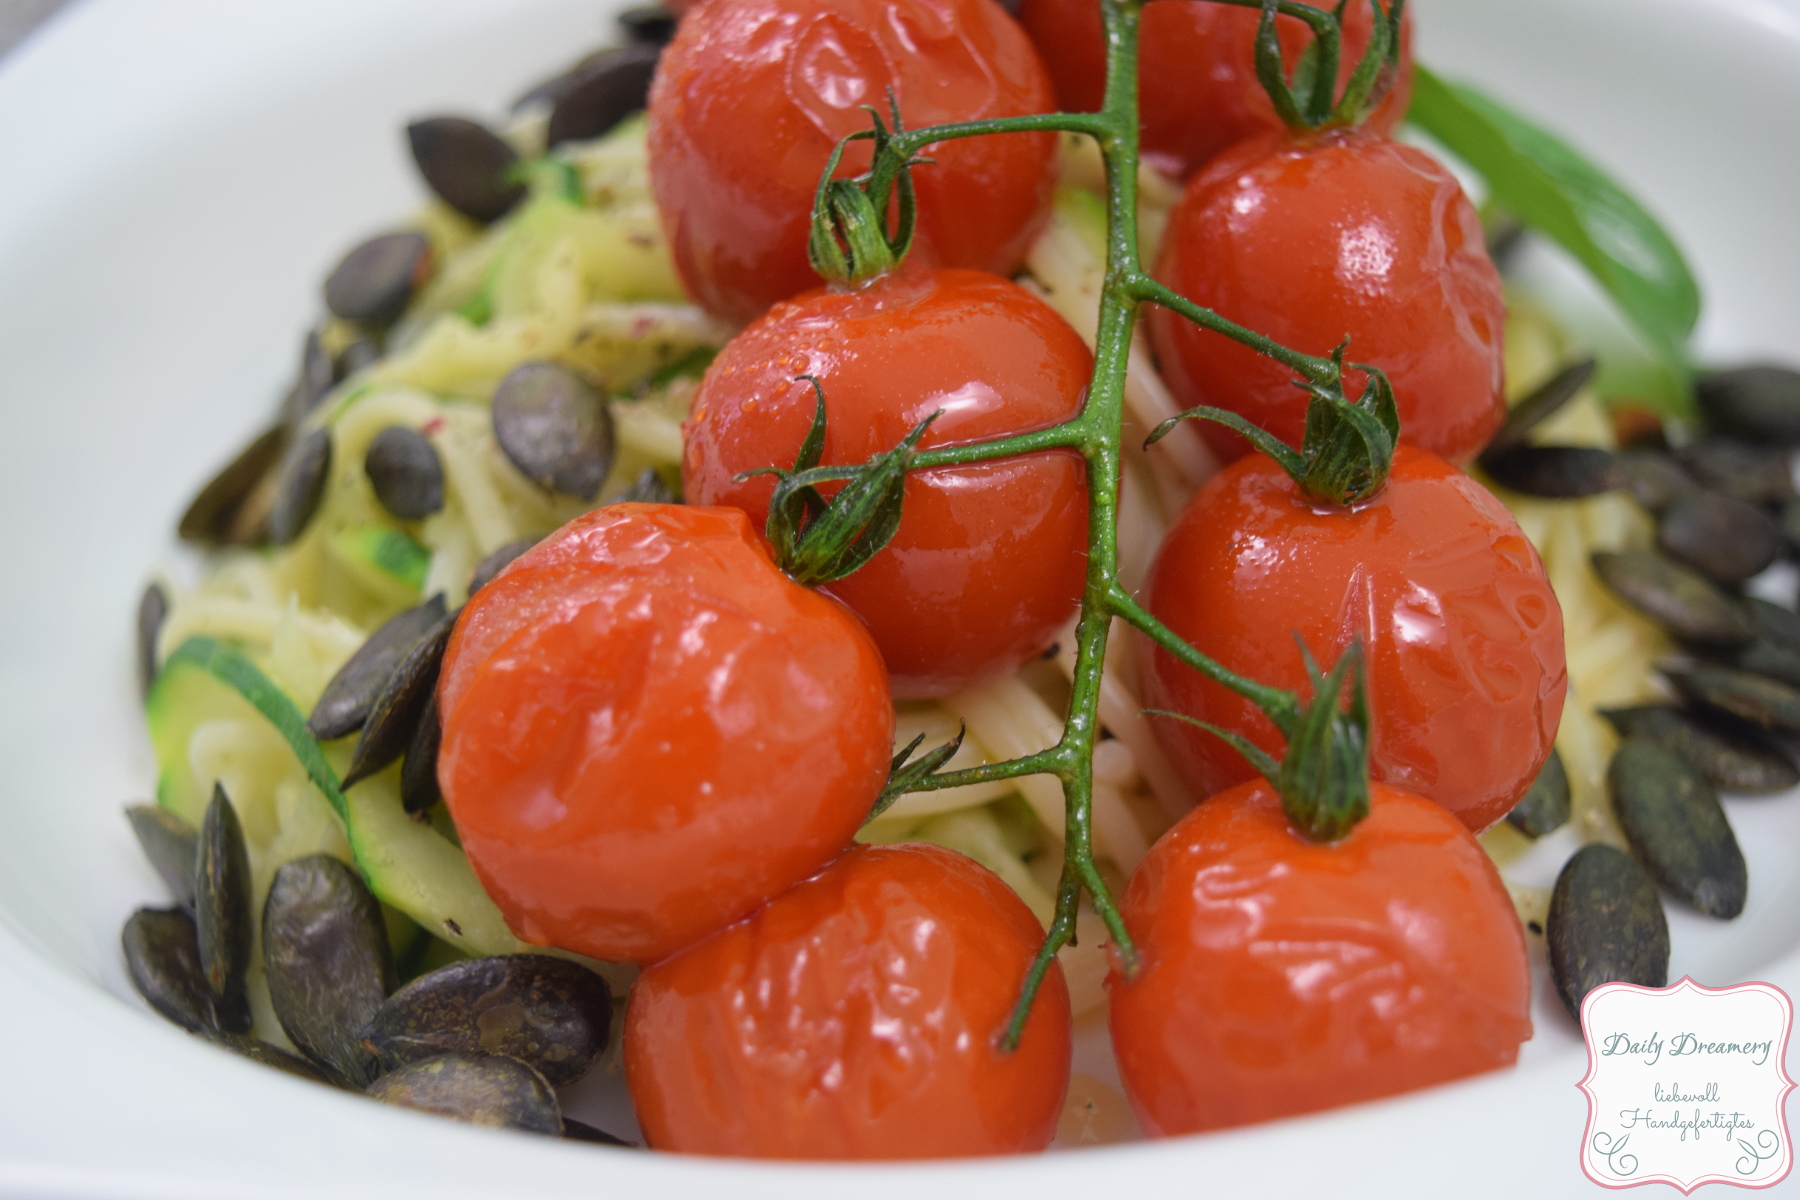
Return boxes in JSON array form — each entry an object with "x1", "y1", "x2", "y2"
[{"x1": 1407, "y1": 65, "x2": 1700, "y2": 371}]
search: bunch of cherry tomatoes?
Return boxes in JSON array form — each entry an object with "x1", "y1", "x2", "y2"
[{"x1": 436, "y1": 0, "x2": 1567, "y2": 1157}]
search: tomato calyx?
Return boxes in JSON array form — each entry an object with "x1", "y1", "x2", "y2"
[
  {"x1": 867, "y1": 722, "x2": 969, "y2": 825},
  {"x1": 1222, "y1": 0, "x2": 1408, "y2": 132},
  {"x1": 1147, "y1": 344, "x2": 1401, "y2": 505},
  {"x1": 735, "y1": 374, "x2": 942, "y2": 586},
  {"x1": 1149, "y1": 638, "x2": 1373, "y2": 842},
  {"x1": 806, "y1": 97, "x2": 932, "y2": 286}
]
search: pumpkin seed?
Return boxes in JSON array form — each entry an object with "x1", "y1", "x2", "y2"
[
  {"x1": 122, "y1": 907, "x2": 217, "y2": 1033},
  {"x1": 618, "y1": 4, "x2": 677, "y2": 43},
  {"x1": 613, "y1": 466, "x2": 676, "y2": 505},
  {"x1": 323, "y1": 231, "x2": 432, "y2": 327},
  {"x1": 1733, "y1": 640, "x2": 1800, "y2": 689},
  {"x1": 1590, "y1": 550, "x2": 1753, "y2": 645},
  {"x1": 1695, "y1": 364, "x2": 1800, "y2": 444},
  {"x1": 279, "y1": 331, "x2": 338, "y2": 429},
  {"x1": 360, "y1": 954, "x2": 612, "y2": 1087},
  {"x1": 467, "y1": 538, "x2": 537, "y2": 596},
  {"x1": 338, "y1": 338, "x2": 382, "y2": 378},
  {"x1": 1547, "y1": 843, "x2": 1669, "y2": 1022},
  {"x1": 1479, "y1": 445, "x2": 1619, "y2": 497},
  {"x1": 401, "y1": 689, "x2": 443, "y2": 815},
  {"x1": 269, "y1": 427, "x2": 333, "y2": 546},
  {"x1": 342, "y1": 611, "x2": 456, "y2": 790},
  {"x1": 1505, "y1": 747, "x2": 1570, "y2": 837},
  {"x1": 562, "y1": 1118, "x2": 636, "y2": 1147},
  {"x1": 136, "y1": 582, "x2": 168, "y2": 699},
  {"x1": 308, "y1": 595, "x2": 449, "y2": 742},
  {"x1": 1600, "y1": 704, "x2": 1799, "y2": 795},
  {"x1": 1609, "y1": 739, "x2": 1747, "y2": 919},
  {"x1": 364, "y1": 426, "x2": 445, "y2": 520},
  {"x1": 492, "y1": 362, "x2": 616, "y2": 500},
  {"x1": 1656, "y1": 490, "x2": 1781, "y2": 584},
  {"x1": 1483, "y1": 357, "x2": 1598, "y2": 455},
  {"x1": 547, "y1": 45, "x2": 661, "y2": 148},
  {"x1": 1613, "y1": 449, "x2": 1699, "y2": 514},
  {"x1": 1677, "y1": 437, "x2": 1794, "y2": 505},
  {"x1": 176, "y1": 424, "x2": 288, "y2": 547},
  {"x1": 1664, "y1": 664, "x2": 1800, "y2": 733},
  {"x1": 126, "y1": 804, "x2": 198, "y2": 910},
  {"x1": 1483, "y1": 211, "x2": 1527, "y2": 271},
  {"x1": 196, "y1": 784, "x2": 253, "y2": 1034},
  {"x1": 1748, "y1": 596, "x2": 1800, "y2": 651},
  {"x1": 365, "y1": 1051, "x2": 563, "y2": 1135},
  {"x1": 407, "y1": 117, "x2": 526, "y2": 225},
  {"x1": 263, "y1": 855, "x2": 396, "y2": 1088},
  {"x1": 205, "y1": 1032, "x2": 339, "y2": 1086}
]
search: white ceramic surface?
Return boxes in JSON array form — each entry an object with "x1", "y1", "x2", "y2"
[{"x1": 1, "y1": 0, "x2": 1798, "y2": 1196}]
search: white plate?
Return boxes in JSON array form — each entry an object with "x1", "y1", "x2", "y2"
[{"x1": 1, "y1": 0, "x2": 1798, "y2": 1196}]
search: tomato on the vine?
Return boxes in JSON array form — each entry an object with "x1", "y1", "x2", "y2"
[
  {"x1": 435, "y1": 504, "x2": 894, "y2": 964},
  {"x1": 683, "y1": 262, "x2": 1091, "y2": 698},
  {"x1": 647, "y1": 0, "x2": 1059, "y2": 324},
  {"x1": 625, "y1": 842, "x2": 1072, "y2": 1158},
  {"x1": 1139, "y1": 445, "x2": 1566, "y2": 833},
  {"x1": 1017, "y1": 0, "x2": 1413, "y2": 179},
  {"x1": 1148, "y1": 128, "x2": 1507, "y2": 466},
  {"x1": 1108, "y1": 779, "x2": 1532, "y2": 1136}
]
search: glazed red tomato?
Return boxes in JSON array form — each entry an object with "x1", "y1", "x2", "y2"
[
  {"x1": 625, "y1": 842, "x2": 1072, "y2": 1158},
  {"x1": 1140, "y1": 446, "x2": 1566, "y2": 833},
  {"x1": 1017, "y1": 0, "x2": 1413, "y2": 179},
  {"x1": 1148, "y1": 128, "x2": 1507, "y2": 466},
  {"x1": 683, "y1": 263, "x2": 1090, "y2": 698},
  {"x1": 1108, "y1": 779, "x2": 1532, "y2": 1136},
  {"x1": 647, "y1": 0, "x2": 1059, "y2": 324},
  {"x1": 436, "y1": 504, "x2": 894, "y2": 964}
]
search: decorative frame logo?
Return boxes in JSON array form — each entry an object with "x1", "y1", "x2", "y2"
[{"x1": 1579, "y1": 977, "x2": 1795, "y2": 1192}]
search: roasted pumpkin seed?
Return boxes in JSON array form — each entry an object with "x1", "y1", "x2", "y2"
[
  {"x1": 546, "y1": 45, "x2": 661, "y2": 148},
  {"x1": 279, "y1": 331, "x2": 338, "y2": 429},
  {"x1": 562, "y1": 1118, "x2": 636, "y2": 1146},
  {"x1": 492, "y1": 362, "x2": 615, "y2": 500},
  {"x1": 205, "y1": 1032, "x2": 338, "y2": 1086},
  {"x1": 342, "y1": 611, "x2": 457, "y2": 790},
  {"x1": 401, "y1": 690, "x2": 443, "y2": 815},
  {"x1": 269, "y1": 427, "x2": 333, "y2": 546},
  {"x1": 1677, "y1": 437, "x2": 1794, "y2": 505},
  {"x1": 407, "y1": 117, "x2": 526, "y2": 225},
  {"x1": 1656, "y1": 490, "x2": 1781, "y2": 584},
  {"x1": 365, "y1": 1051, "x2": 563, "y2": 1135},
  {"x1": 1695, "y1": 364, "x2": 1800, "y2": 444},
  {"x1": 1505, "y1": 747, "x2": 1570, "y2": 837},
  {"x1": 196, "y1": 784, "x2": 253, "y2": 1034},
  {"x1": 360, "y1": 954, "x2": 612, "y2": 1086},
  {"x1": 1590, "y1": 550, "x2": 1753, "y2": 645},
  {"x1": 264, "y1": 855, "x2": 396, "y2": 1087},
  {"x1": 1482, "y1": 357, "x2": 1598, "y2": 455},
  {"x1": 308, "y1": 595, "x2": 449, "y2": 742},
  {"x1": 338, "y1": 338, "x2": 382, "y2": 378},
  {"x1": 1479, "y1": 445, "x2": 1619, "y2": 497},
  {"x1": 1600, "y1": 704, "x2": 1799, "y2": 795},
  {"x1": 613, "y1": 466, "x2": 675, "y2": 505},
  {"x1": 1548, "y1": 843, "x2": 1669, "y2": 1022},
  {"x1": 364, "y1": 426, "x2": 445, "y2": 520},
  {"x1": 122, "y1": 907, "x2": 216, "y2": 1033},
  {"x1": 177, "y1": 424, "x2": 288, "y2": 547},
  {"x1": 1609, "y1": 739, "x2": 1747, "y2": 919},
  {"x1": 136, "y1": 582, "x2": 168, "y2": 699},
  {"x1": 323, "y1": 231, "x2": 432, "y2": 327},
  {"x1": 126, "y1": 804, "x2": 198, "y2": 909},
  {"x1": 467, "y1": 538, "x2": 537, "y2": 596},
  {"x1": 1664, "y1": 664, "x2": 1800, "y2": 733},
  {"x1": 618, "y1": 4, "x2": 677, "y2": 43},
  {"x1": 1613, "y1": 449, "x2": 1698, "y2": 514}
]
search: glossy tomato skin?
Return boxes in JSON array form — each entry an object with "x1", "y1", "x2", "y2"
[
  {"x1": 1108, "y1": 780, "x2": 1532, "y2": 1136},
  {"x1": 647, "y1": 0, "x2": 1058, "y2": 324},
  {"x1": 436, "y1": 504, "x2": 894, "y2": 964},
  {"x1": 683, "y1": 263, "x2": 1091, "y2": 698},
  {"x1": 1140, "y1": 446, "x2": 1566, "y2": 833},
  {"x1": 626, "y1": 842, "x2": 1072, "y2": 1158},
  {"x1": 1017, "y1": 0, "x2": 1413, "y2": 180},
  {"x1": 1148, "y1": 129, "x2": 1507, "y2": 466}
]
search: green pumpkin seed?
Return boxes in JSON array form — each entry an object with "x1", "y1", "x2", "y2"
[
  {"x1": 1505, "y1": 747, "x2": 1570, "y2": 837},
  {"x1": 136, "y1": 583, "x2": 169, "y2": 699},
  {"x1": 122, "y1": 907, "x2": 217, "y2": 1033},
  {"x1": 195, "y1": 784, "x2": 252, "y2": 1034},
  {"x1": 1613, "y1": 449, "x2": 1699, "y2": 514},
  {"x1": 407, "y1": 118, "x2": 526, "y2": 225},
  {"x1": 308, "y1": 595, "x2": 449, "y2": 742},
  {"x1": 1609, "y1": 739, "x2": 1747, "y2": 918},
  {"x1": 269, "y1": 428, "x2": 333, "y2": 546},
  {"x1": 204, "y1": 1032, "x2": 339, "y2": 1086},
  {"x1": 467, "y1": 538, "x2": 537, "y2": 596},
  {"x1": 1677, "y1": 437, "x2": 1794, "y2": 505},
  {"x1": 1695, "y1": 365, "x2": 1800, "y2": 445},
  {"x1": 126, "y1": 804, "x2": 198, "y2": 910},
  {"x1": 324, "y1": 231, "x2": 432, "y2": 327},
  {"x1": 1483, "y1": 358, "x2": 1597, "y2": 455},
  {"x1": 546, "y1": 45, "x2": 660, "y2": 148},
  {"x1": 562, "y1": 1118, "x2": 637, "y2": 1146},
  {"x1": 1664, "y1": 664, "x2": 1800, "y2": 733},
  {"x1": 365, "y1": 1051, "x2": 562, "y2": 1134},
  {"x1": 365, "y1": 426, "x2": 445, "y2": 521},
  {"x1": 263, "y1": 855, "x2": 396, "y2": 1087},
  {"x1": 279, "y1": 331, "x2": 338, "y2": 429},
  {"x1": 400, "y1": 690, "x2": 442, "y2": 815},
  {"x1": 1480, "y1": 445, "x2": 1620, "y2": 498},
  {"x1": 612, "y1": 466, "x2": 676, "y2": 506},
  {"x1": 1600, "y1": 705, "x2": 1799, "y2": 795},
  {"x1": 1547, "y1": 844, "x2": 1669, "y2": 1022},
  {"x1": 341, "y1": 611, "x2": 456, "y2": 790},
  {"x1": 1656, "y1": 490, "x2": 1781, "y2": 584},
  {"x1": 492, "y1": 362, "x2": 615, "y2": 500},
  {"x1": 1590, "y1": 550, "x2": 1752, "y2": 645},
  {"x1": 176, "y1": 424, "x2": 289, "y2": 547}
]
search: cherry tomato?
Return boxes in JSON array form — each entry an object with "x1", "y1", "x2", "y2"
[
  {"x1": 647, "y1": 0, "x2": 1059, "y2": 324},
  {"x1": 1147, "y1": 128, "x2": 1507, "y2": 466},
  {"x1": 625, "y1": 842, "x2": 1072, "y2": 1158},
  {"x1": 1139, "y1": 445, "x2": 1566, "y2": 833},
  {"x1": 683, "y1": 262, "x2": 1091, "y2": 698},
  {"x1": 1107, "y1": 779, "x2": 1533, "y2": 1136},
  {"x1": 436, "y1": 503, "x2": 894, "y2": 964},
  {"x1": 1017, "y1": 0, "x2": 1413, "y2": 179}
]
